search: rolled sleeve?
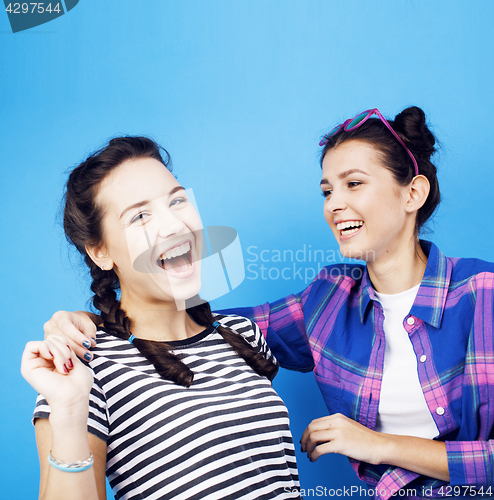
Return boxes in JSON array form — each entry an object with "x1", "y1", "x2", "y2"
[{"x1": 446, "y1": 440, "x2": 494, "y2": 486}]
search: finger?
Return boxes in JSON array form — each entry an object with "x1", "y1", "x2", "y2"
[
  {"x1": 300, "y1": 416, "x2": 334, "y2": 452},
  {"x1": 21, "y1": 341, "x2": 55, "y2": 380},
  {"x1": 21, "y1": 341, "x2": 52, "y2": 364},
  {"x1": 309, "y1": 440, "x2": 336, "y2": 462},
  {"x1": 73, "y1": 311, "x2": 98, "y2": 346},
  {"x1": 44, "y1": 336, "x2": 73, "y2": 375},
  {"x1": 45, "y1": 321, "x2": 92, "y2": 362},
  {"x1": 306, "y1": 429, "x2": 334, "y2": 457},
  {"x1": 46, "y1": 311, "x2": 97, "y2": 349}
]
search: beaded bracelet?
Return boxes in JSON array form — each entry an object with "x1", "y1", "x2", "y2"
[{"x1": 48, "y1": 452, "x2": 94, "y2": 472}]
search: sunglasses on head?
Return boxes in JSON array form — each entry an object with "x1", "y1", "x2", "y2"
[{"x1": 319, "y1": 108, "x2": 419, "y2": 177}]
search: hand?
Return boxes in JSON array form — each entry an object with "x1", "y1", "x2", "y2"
[
  {"x1": 300, "y1": 413, "x2": 385, "y2": 464},
  {"x1": 44, "y1": 310, "x2": 98, "y2": 362},
  {"x1": 21, "y1": 338, "x2": 93, "y2": 414}
]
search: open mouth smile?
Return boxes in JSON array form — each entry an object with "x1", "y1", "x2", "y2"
[
  {"x1": 156, "y1": 241, "x2": 195, "y2": 277},
  {"x1": 336, "y1": 220, "x2": 364, "y2": 239}
]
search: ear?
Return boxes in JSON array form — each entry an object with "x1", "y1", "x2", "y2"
[
  {"x1": 404, "y1": 175, "x2": 430, "y2": 214},
  {"x1": 85, "y1": 244, "x2": 114, "y2": 271}
]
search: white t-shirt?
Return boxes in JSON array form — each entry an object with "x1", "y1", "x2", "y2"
[{"x1": 374, "y1": 285, "x2": 439, "y2": 439}]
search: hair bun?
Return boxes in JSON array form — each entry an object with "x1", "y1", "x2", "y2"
[{"x1": 393, "y1": 106, "x2": 436, "y2": 158}]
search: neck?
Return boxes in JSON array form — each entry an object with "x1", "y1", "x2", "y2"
[
  {"x1": 120, "y1": 294, "x2": 204, "y2": 342},
  {"x1": 367, "y1": 238, "x2": 427, "y2": 294}
]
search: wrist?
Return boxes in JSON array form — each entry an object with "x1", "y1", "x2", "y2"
[
  {"x1": 374, "y1": 432, "x2": 395, "y2": 465},
  {"x1": 49, "y1": 404, "x2": 89, "y2": 429}
]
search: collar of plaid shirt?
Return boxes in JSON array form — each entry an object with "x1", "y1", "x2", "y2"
[{"x1": 357, "y1": 240, "x2": 450, "y2": 328}]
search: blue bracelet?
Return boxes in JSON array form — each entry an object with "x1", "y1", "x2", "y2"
[
  {"x1": 128, "y1": 334, "x2": 136, "y2": 344},
  {"x1": 48, "y1": 452, "x2": 94, "y2": 473},
  {"x1": 213, "y1": 321, "x2": 221, "y2": 329}
]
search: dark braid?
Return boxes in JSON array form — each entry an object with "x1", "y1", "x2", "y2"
[
  {"x1": 89, "y1": 259, "x2": 195, "y2": 386},
  {"x1": 187, "y1": 301, "x2": 278, "y2": 382},
  {"x1": 64, "y1": 136, "x2": 278, "y2": 388}
]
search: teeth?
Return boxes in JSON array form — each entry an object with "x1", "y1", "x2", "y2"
[
  {"x1": 336, "y1": 220, "x2": 364, "y2": 231},
  {"x1": 159, "y1": 242, "x2": 191, "y2": 261}
]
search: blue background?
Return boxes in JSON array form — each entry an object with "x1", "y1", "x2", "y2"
[{"x1": 2, "y1": 1, "x2": 494, "y2": 498}]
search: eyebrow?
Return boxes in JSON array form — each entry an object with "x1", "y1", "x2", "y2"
[
  {"x1": 120, "y1": 185, "x2": 186, "y2": 219},
  {"x1": 320, "y1": 169, "x2": 370, "y2": 186}
]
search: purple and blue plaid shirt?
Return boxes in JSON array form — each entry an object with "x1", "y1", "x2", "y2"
[{"x1": 229, "y1": 241, "x2": 494, "y2": 499}]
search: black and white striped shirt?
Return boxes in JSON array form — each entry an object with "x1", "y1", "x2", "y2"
[{"x1": 34, "y1": 314, "x2": 301, "y2": 500}]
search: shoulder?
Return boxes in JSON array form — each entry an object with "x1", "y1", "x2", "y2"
[
  {"x1": 91, "y1": 329, "x2": 132, "y2": 354},
  {"x1": 88, "y1": 329, "x2": 148, "y2": 378},
  {"x1": 212, "y1": 313, "x2": 264, "y2": 348},
  {"x1": 212, "y1": 312, "x2": 260, "y2": 336},
  {"x1": 448, "y1": 255, "x2": 494, "y2": 286}
]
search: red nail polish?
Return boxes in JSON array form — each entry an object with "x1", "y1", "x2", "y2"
[
  {"x1": 67, "y1": 359, "x2": 74, "y2": 369},
  {"x1": 63, "y1": 364, "x2": 69, "y2": 374}
]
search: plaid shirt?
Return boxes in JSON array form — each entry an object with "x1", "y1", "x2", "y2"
[{"x1": 228, "y1": 241, "x2": 494, "y2": 499}]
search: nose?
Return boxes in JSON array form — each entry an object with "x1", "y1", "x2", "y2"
[
  {"x1": 325, "y1": 189, "x2": 347, "y2": 216},
  {"x1": 157, "y1": 208, "x2": 186, "y2": 240}
]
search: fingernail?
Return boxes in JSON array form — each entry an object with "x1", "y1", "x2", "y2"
[
  {"x1": 63, "y1": 364, "x2": 69, "y2": 374},
  {"x1": 91, "y1": 337, "x2": 97, "y2": 344},
  {"x1": 82, "y1": 340, "x2": 91, "y2": 349},
  {"x1": 67, "y1": 359, "x2": 74, "y2": 369},
  {"x1": 84, "y1": 352, "x2": 92, "y2": 362}
]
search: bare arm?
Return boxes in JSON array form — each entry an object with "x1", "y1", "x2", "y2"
[
  {"x1": 36, "y1": 419, "x2": 107, "y2": 500},
  {"x1": 300, "y1": 413, "x2": 449, "y2": 482},
  {"x1": 22, "y1": 340, "x2": 106, "y2": 500}
]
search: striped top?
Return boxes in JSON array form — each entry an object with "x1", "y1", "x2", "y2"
[
  {"x1": 34, "y1": 314, "x2": 301, "y2": 500},
  {"x1": 227, "y1": 241, "x2": 494, "y2": 499}
]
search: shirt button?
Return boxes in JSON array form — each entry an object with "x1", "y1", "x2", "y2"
[
  {"x1": 407, "y1": 317, "x2": 415, "y2": 325},
  {"x1": 420, "y1": 355, "x2": 427, "y2": 363},
  {"x1": 436, "y1": 407, "x2": 445, "y2": 415}
]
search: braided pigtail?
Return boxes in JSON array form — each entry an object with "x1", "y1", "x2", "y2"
[
  {"x1": 88, "y1": 260, "x2": 194, "y2": 387},
  {"x1": 64, "y1": 136, "x2": 273, "y2": 388},
  {"x1": 64, "y1": 136, "x2": 196, "y2": 387},
  {"x1": 187, "y1": 301, "x2": 279, "y2": 381}
]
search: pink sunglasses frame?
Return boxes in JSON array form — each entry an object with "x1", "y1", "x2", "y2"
[{"x1": 319, "y1": 108, "x2": 419, "y2": 177}]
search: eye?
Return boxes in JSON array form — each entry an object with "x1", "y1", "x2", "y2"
[
  {"x1": 348, "y1": 181, "x2": 362, "y2": 188},
  {"x1": 321, "y1": 190, "x2": 332, "y2": 198},
  {"x1": 130, "y1": 212, "x2": 150, "y2": 225},
  {"x1": 170, "y1": 197, "x2": 187, "y2": 207}
]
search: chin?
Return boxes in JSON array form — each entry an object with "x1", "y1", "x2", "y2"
[
  {"x1": 168, "y1": 273, "x2": 202, "y2": 302},
  {"x1": 338, "y1": 243, "x2": 374, "y2": 262}
]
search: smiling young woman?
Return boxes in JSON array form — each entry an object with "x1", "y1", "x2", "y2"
[
  {"x1": 41, "y1": 109, "x2": 494, "y2": 499},
  {"x1": 21, "y1": 137, "x2": 301, "y2": 500}
]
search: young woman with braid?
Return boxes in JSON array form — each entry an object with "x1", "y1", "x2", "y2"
[
  {"x1": 43, "y1": 107, "x2": 494, "y2": 499},
  {"x1": 21, "y1": 136, "x2": 301, "y2": 500}
]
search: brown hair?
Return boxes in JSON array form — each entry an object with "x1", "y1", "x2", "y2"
[
  {"x1": 63, "y1": 136, "x2": 278, "y2": 386},
  {"x1": 320, "y1": 106, "x2": 440, "y2": 233}
]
